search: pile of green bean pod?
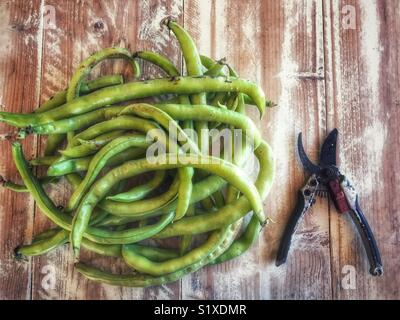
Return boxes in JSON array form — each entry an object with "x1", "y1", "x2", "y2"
[{"x1": 0, "y1": 18, "x2": 275, "y2": 287}]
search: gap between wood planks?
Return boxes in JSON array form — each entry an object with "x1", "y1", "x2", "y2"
[{"x1": 30, "y1": 0, "x2": 46, "y2": 301}]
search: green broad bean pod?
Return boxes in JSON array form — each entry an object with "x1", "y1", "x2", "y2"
[{"x1": 2, "y1": 18, "x2": 275, "y2": 288}]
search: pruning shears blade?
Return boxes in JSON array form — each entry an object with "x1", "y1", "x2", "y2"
[
  {"x1": 319, "y1": 128, "x2": 338, "y2": 166},
  {"x1": 297, "y1": 133, "x2": 320, "y2": 175}
]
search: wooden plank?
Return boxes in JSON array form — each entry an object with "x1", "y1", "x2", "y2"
[
  {"x1": 181, "y1": 0, "x2": 330, "y2": 299},
  {"x1": 324, "y1": 0, "x2": 400, "y2": 299},
  {"x1": 28, "y1": 0, "x2": 184, "y2": 300},
  {"x1": 133, "y1": 0, "x2": 184, "y2": 301},
  {"x1": 30, "y1": 0, "x2": 108, "y2": 300},
  {"x1": 182, "y1": 0, "x2": 265, "y2": 299},
  {"x1": 259, "y1": 0, "x2": 331, "y2": 300},
  {"x1": 0, "y1": 0, "x2": 43, "y2": 300}
]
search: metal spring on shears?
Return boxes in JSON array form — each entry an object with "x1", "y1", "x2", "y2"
[{"x1": 315, "y1": 189, "x2": 329, "y2": 198}]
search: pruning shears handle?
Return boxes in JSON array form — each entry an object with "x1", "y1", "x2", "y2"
[
  {"x1": 341, "y1": 178, "x2": 383, "y2": 276},
  {"x1": 276, "y1": 175, "x2": 318, "y2": 266},
  {"x1": 275, "y1": 190, "x2": 307, "y2": 266}
]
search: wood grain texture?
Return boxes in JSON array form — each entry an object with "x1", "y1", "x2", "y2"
[
  {"x1": 260, "y1": 0, "x2": 332, "y2": 300},
  {"x1": 0, "y1": 0, "x2": 398, "y2": 300},
  {"x1": 0, "y1": 0, "x2": 42, "y2": 299},
  {"x1": 324, "y1": 0, "x2": 400, "y2": 299},
  {"x1": 183, "y1": 0, "x2": 265, "y2": 300}
]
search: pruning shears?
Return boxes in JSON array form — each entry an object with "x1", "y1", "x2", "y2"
[{"x1": 276, "y1": 129, "x2": 383, "y2": 276}]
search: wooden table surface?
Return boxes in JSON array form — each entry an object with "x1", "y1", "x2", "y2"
[{"x1": 0, "y1": 0, "x2": 398, "y2": 300}]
